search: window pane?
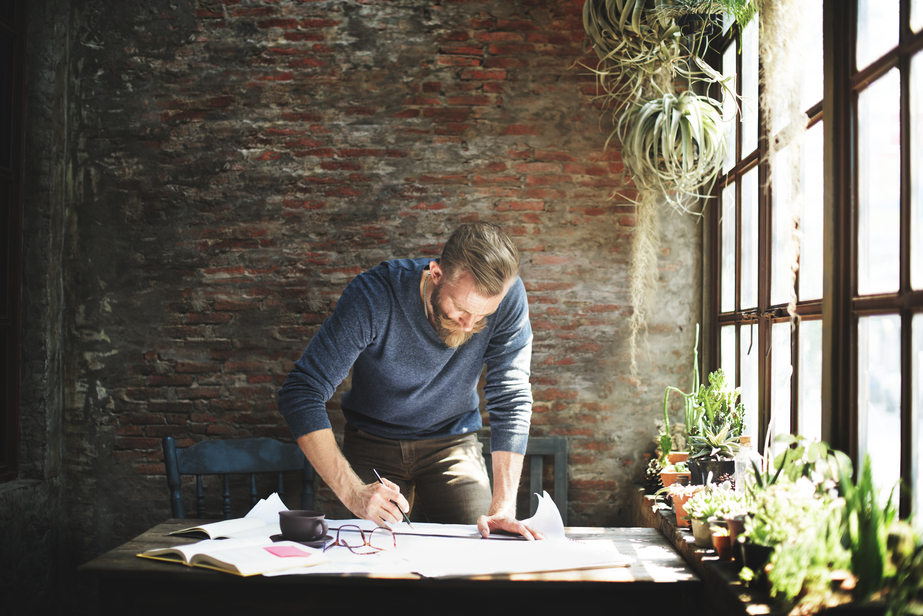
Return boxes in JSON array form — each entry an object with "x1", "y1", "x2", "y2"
[
  {"x1": 721, "y1": 324, "x2": 737, "y2": 389},
  {"x1": 723, "y1": 40, "x2": 738, "y2": 173},
  {"x1": 741, "y1": 168, "x2": 758, "y2": 309},
  {"x1": 858, "y1": 69, "x2": 901, "y2": 296},
  {"x1": 914, "y1": 313, "x2": 923, "y2": 531},
  {"x1": 771, "y1": 322, "x2": 792, "y2": 440},
  {"x1": 741, "y1": 18, "x2": 758, "y2": 156},
  {"x1": 802, "y1": 0, "x2": 824, "y2": 110},
  {"x1": 721, "y1": 182, "x2": 736, "y2": 312},
  {"x1": 740, "y1": 324, "x2": 759, "y2": 440},
  {"x1": 856, "y1": 0, "x2": 899, "y2": 72},
  {"x1": 858, "y1": 314, "x2": 902, "y2": 506},
  {"x1": 915, "y1": 0, "x2": 923, "y2": 33},
  {"x1": 771, "y1": 145, "x2": 793, "y2": 306},
  {"x1": 801, "y1": 121, "x2": 824, "y2": 301},
  {"x1": 913, "y1": 53, "x2": 923, "y2": 290},
  {"x1": 798, "y1": 319, "x2": 823, "y2": 441}
]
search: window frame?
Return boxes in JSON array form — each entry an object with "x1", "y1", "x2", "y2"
[
  {"x1": 706, "y1": 8, "x2": 825, "y2": 456},
  {"x1": 707, "y1": 0, "x2": 923, "y2": 517}
]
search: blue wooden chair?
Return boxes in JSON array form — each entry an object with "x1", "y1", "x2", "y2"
[
  {"x1": 162, "y1": 436, "x2": 315, "y2": 519},
  {"x1": 480, "y1": 435, "x2": 569, "y2": 525}
]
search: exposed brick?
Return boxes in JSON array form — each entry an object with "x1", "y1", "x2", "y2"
[
  {"x1": 53, "y1": 0, "x2": 701, "y2": 554},
  {"x1": 256, "y1": 19, "x2": 300, "y2": 29}
]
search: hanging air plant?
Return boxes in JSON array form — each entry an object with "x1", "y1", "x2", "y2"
[
  {"x1": 579, "y1": 0, "x2": 742, "y2": 375},
  {"x1": 618, "y1": 89, "x2": 726, "y2": 213},
  {"x1": 649, "y1": 0, "x2": 760, "y2": 30},
  {"x1": 582, "y1": 0, "x2": 684, "y2": 116}
]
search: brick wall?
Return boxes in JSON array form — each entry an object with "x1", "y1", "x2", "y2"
[{"x1": 60, "y1": 0, "x2": 700, "y2": 561}]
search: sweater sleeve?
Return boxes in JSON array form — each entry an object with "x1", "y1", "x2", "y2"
[
  {"x1": 482, "y1": 278, "x2": 533, "y2": 455},
  {"x1": 277, "y1": 275, "x2": 379, "y2": 438}
]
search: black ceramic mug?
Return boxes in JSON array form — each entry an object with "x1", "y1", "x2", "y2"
[{"x1": 279, "y1": 510, "x2": 328, "y2": 542}]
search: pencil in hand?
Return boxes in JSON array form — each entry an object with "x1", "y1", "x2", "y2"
[{"x1": 372, "y1": 468, "x2": 415, "y2": 529}]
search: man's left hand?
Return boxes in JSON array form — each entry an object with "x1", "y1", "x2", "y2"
[{"x1": 476, "y1": 514, "x2": 544, "y2": 541}]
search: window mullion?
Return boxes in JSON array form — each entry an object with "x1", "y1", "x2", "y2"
[
  {"x1": 900, "y1": 0, "x2": 914, "y2": 519},
  {"x1": 822, "y1": 0, "x2": 859, "y2": 456}
]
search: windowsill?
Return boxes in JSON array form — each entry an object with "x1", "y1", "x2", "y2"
[
  {"x1": 0, "y1": 478, "x2": 42, "y2": 495},
  {"x1": 628, "y1": 486, "x2": 779, "y2": 616}
]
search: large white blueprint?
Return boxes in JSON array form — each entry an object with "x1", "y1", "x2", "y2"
[{"x1": 265, "y1": 492, "x2": 632, "y2": 577}]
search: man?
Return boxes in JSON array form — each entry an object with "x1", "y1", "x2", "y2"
[{"x1": 278, "y1": 222, "x2": 540, "y2": 539}]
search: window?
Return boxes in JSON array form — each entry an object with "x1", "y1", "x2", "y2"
[
  {"x1": 708, "y1": 0, "x2": 923, "y2": 518},
  {"x1": 710, "y1": 1, "x2": 824, "y2": 456},
  {"x1": 846, "y1": 0, "x2": 923, "y2": 516},
  {"x1": 0, "y1": 3, "x2": 24, "y2": 482}
]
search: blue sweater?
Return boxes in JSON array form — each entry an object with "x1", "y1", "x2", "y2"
[{"x1": 278, "y1": 258, "x2": 533, "y2": 454}]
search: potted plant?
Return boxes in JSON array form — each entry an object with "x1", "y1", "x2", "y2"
[
  {"x1": 660, "y1": 460, "x2": 691, "y2": 487},
  {"x1": 657, "y1": 325, "x2": 744, "y2": 485},
  {"x1": 712, "y1": 525, "x2": 733, "y2": 561},
  {"x1": 684, "y1": 481, "x2": 740, "y2": 548},
  {"x1": 740, "y1": 477, "x2": 834, "y2": 584},
  {"x1": 686, "y1": 369, "x2": 745, "y2": 484},
  {"x1": 719, "y1": 496, "x2": 750, "y2": 563},
  {"x1": 665, "y1": 483, "x2": 701, "y2": 528},
  {"x1": 722, "y1": 434, "x2": 923, "y2": 614},
  {"x1": 655, "y1": 380, "x2": 691, "y2": 488}
]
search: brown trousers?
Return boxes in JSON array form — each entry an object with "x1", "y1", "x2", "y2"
[{"x1": 342, "y1": 423, "x2": 492, "y2": 524}]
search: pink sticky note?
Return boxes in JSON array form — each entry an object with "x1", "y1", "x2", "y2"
[{"x1": 264, "y1": 545, "x2": 311, "y2": 558}]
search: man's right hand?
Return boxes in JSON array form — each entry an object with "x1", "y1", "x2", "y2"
[
  {"x1": 296, "y1": 430, "x2": 410, "y2": 527},
  {"x1": 343, "y1": 475, "x2": 410, "y2": 527}
]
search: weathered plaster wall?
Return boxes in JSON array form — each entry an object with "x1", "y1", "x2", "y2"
[
  {"x1": 6, "y1": 1, "x2": 702, "y2": 610},
  {"x1": 0, "y1": 1, "x2": 69, "y2": 614}
]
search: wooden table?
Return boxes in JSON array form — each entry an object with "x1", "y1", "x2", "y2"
[{"x1": 79, "y1": 520, "x2": 704, "y2": 616}]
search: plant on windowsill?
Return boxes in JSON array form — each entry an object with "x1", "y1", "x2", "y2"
[
  {"x1": 656, "y1": 322, "x2": 701, "y2": 478},
  {"x1": 686, "y1": 369, "x2": 745, "y2": 484},
  {"x1": 683, "y1": 480, "x2": 742, "y2": 548},
  {"x1": 739, "y1": 478, "x2": 837, "y2": 586},
  {"x1": 661, "y1": 482, "x2": 701, "y2": 528},
  {"x1": 736, "y1": 437, "x2": 923, "y2": 615},
  {"x1": 660, "y1": 460, "x2": 691, "y2": 487},
  {"x1": 712, "y1": 524, "x2": 733, "y2": 560},
  {"x1": 835, "y1": 453, "x2": 923, "y2": 615},
  {"x1": 651, "y1": 431, "x2": 923, "y2": 615}
]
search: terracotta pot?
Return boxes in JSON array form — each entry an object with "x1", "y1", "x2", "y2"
[
  {"x1": 724, "y1": 515, "x2": 747, "y2": 562},
  {"x1": 667, "y1": 451, "x2": 689, "y2": 464},
  {"x1": 660, "y1": 469, "x2": 691, "y2": 487},
  {"x1": 670, "y1": 491, "x2": 695, "y2": 527},
  {"x1": 713, "y1": 533, "x2": 732, "y2": 560}
]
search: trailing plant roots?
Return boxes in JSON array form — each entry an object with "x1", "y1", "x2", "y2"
[{"x1": 628, "y1": 189, "x2": 661, "y2": 375}]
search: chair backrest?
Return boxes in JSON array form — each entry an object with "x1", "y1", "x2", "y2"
[
  {"x1": 162, "y1": 436, "x2": 315, "y2": 519},
  {"x1": 480, "y1": 435, "x2": 568, "y2": 525}
]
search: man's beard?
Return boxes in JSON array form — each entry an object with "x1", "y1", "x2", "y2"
[{"x1": 430, "y1": 283, "x2": 486, "y2": 348}]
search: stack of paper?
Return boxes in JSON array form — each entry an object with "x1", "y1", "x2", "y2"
[
  {"x1": 147, "y1": 491, "x2": 633, "y2": 578},
  {"x1": 279, "y1": 491, "x2": 632, "y2": 578}
]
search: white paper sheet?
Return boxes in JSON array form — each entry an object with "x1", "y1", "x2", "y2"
[
  {"x1": 521, "y1": 490, "x2": 566, "y2": 538},
  {"x1": 266, "y1": 491, "x2": 632, "y2": 577},
  {"x1": 245, "y1": 492, "x2": 288, "y2": 525},
  {"x1": 326, "y1": 491, "x2": 562, "y2": 540}
]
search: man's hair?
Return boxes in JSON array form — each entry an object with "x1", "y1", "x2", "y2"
[{"x1": 440, "y1": 222, "x2": 521, "y2": 296}]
